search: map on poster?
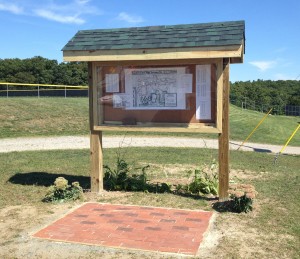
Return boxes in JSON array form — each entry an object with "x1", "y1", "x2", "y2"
[{"x1": 121, "y1": 67, "x2": 191, "y2": 110}]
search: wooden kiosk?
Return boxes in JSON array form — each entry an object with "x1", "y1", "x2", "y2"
[{"x1": 62, "y1": 20, "x2": 245, "y2": 200}]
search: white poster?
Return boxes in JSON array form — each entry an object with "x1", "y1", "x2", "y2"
[
  {"x1": 113, "y1": 93, "x2": 131, "y2": 108},
  {"x1": 196, "y1": 65, "x2": 211, "y2": 120},
  {"x1": 124, "y1": 67, "x2": 188, "y2": 110},
  {"x1": 106, "y1": 74, "x2": 119, "y2": 93}
]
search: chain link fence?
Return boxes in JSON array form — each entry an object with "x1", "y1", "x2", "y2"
[
  {"x1": 0, "y1": 83, "x2": 88, "y2": 98},
  {"x1": 230, "y1": 98, "x2": 300, "y2": 117}
]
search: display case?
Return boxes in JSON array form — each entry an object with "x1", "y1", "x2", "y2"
[{"x1": 91, "y1": 62, "x2": 223, "y2": 133}]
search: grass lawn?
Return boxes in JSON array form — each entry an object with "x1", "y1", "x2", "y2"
[
  {"x1": 0, "y1": 97, "x2": 299, "y2": 146},
  {"x1": 0, "y1": 147, "x2": 299, "y2": 258}
]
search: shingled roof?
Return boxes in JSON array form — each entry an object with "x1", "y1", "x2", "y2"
[{"x1": 62, "y1": 20, "x2": 245, "y2": 63}]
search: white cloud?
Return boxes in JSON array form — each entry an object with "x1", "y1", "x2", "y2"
[
  {"x1": 34, "y1": 9, "x2": 85, "y2": 24},
  {"x1": 33, "y1": 0, "x2": 102, "y2": 24},
  {"x1": 117, "y1": 12, "x2": 144, "y2": 24},
  {"x1": 0, "y1": 0, "x2": 101, "y2": 24},
  {"x1": 249, "y1": 61, "x2": 277, "y2": 72},
  {"x1": 0, "y1": 2, "x2": 23, "y2": 14}
]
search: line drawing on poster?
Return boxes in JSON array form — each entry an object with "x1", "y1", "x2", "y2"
[{"x1": 124, "y1": 67, "x2": 190, "y2": 110}]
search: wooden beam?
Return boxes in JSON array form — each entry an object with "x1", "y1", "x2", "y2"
[
  {"x1": 93, "y1": 58, "x2": 220, "y2": 67},
  {"x1": 94, "y1": 124, "x2": 220, "y2": 133},
  {"x1": 63, "y1": 45, "x2": 243, "y2": 63},
  {"x1": 88, "y1": 62, "x2": 104, "y2": 192},
  {"x1": 90, "y1": 130, "x2": 103, "y2": 192},
  {"x1": 218, "y1": 58, "x2": 230, "y2": 201},
  {"x1": 88, "y1": 62, "x2": 94, "y2": 130}
]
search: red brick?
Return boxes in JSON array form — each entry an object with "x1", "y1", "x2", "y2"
[{"x1": 32, "y1": 202, "x2": 212, "y2": 256}]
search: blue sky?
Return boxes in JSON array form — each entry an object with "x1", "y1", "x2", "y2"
[{"x1": 0, "y1": 0, "x2": 299, "y2": 82}]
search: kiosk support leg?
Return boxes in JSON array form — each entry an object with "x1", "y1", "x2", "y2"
[
  {"x1": 90, "y1": 130, "x2": 103, "y2": 192},
  {"x1": 218, "y1": 58, "x2": 230, "y2": 201}
]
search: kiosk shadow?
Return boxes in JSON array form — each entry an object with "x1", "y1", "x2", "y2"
[
  {"x1": 8, "y1": 172, "x2": 90, "y2": 189},
  {"x1": 230, "y1": 142, "x2": 272, "y2": 153},
  {"x1": 252, "y1": 147, "x2": 272, "y2": 153}
]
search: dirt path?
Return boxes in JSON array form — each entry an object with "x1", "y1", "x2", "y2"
[{"x1": 0, "y1": 135, "x2": 299, "y2": 154}]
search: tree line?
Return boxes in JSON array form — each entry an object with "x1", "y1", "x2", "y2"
[
  {"x1": 230, "y1": 79, "x2": 300, "y2": 108},
  {"x1": 0, "y1": 57, "x2": 299, "y2": 107},
  {"x1": 0, "y1": 56, "x2": 88, "y2": 86}
]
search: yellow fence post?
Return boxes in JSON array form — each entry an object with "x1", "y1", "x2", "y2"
[
  {"x1": 279, "y1": 123, "x2": 300, "y2": 154},
  {"x1": 237, "y1": 108, "x2": 273, "y2": 150},
  {"x1": 274, "y1": 123, "x2": 300, "y2": 164}
]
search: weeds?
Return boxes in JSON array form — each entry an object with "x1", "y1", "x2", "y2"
[
  {"x1": 228, "y1": 183, "x2": 257, "y2": 213},
  {"x1": 103, "y1": 148, "x2": 171, "y2": 193},
  {"x1": 104, "y1": 158, "x2": 150, "y2": 192},
  {"x1": 176, "y1": 160, "x2": 218, "y2": 196}
]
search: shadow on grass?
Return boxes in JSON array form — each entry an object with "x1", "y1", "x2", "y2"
[
  {"x1": 173, "y1": 191, "x2": 218, "y2": 202},
  {"x1": 230, "y1": 141, "x2": 272, "y2": 153},
  {"x1": 8, "y1": 172, "x2": 91, "y2": 189}
]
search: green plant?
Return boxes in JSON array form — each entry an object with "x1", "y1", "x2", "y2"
[
  {"x1": 104, "y1": 154, "x2": 150, "y2": 192},
  {"x1": 103, "y1": 149, "x2": 172, "y2": 193},
  {"x1": 186, "y1": 160, "x2": 218, "y2": 195},
  {"x1": 43, "y1": 177, "x2": 83, "y2": 202},
  {"x1": 228, "y1": 183, "x2": 257, "y2": 213}
]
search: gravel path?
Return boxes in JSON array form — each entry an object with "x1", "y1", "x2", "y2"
[{"x1": 0, "y1": 135, "x2": 299, "y2": 155}]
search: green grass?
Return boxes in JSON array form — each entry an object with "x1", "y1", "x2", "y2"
[
  {"x1": 230, "y1": 105, "x2": 300, "y2": 146},
  {"x1": 0, "y1": 97, "x2": 299, "y2": 146},
  {"x1": 0, "y1": 147, "x2": 299, "y2": 257},
  {"x1": 0, "y1": 98, "x2": 89, "y2": 138}
]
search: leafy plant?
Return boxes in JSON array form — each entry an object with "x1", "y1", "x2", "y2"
[
  {"x1": 43, "y1": 177, "x2": 83, "y2": 202},
  {"x1": 104, "y1": 155, "x2": 151, "y2": 192},
  {"x1": 228, "y1": 183, "x2": 257, "y2": 213},
  {"x1": 103, "y1": 151, "x2": 171, "y2": 193},
  {"x1": 186, "y1": 160, "x2": 218, "y2": 195}
]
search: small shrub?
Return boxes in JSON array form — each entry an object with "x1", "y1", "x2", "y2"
[
  {"x1": 104, "y1": 157, "x2": 151, "y2": 192},
  {"x1": 185, "y1": 160, "x2": 218, "y2": 196},
  {"x1": 104, "y1": 155, "x2": 171, "y2": 193},
  {"x1": 228, "y1": 183, "x2": 257, "y2": 213},
  {"x1": 43, "y1": 177, "x2": 83, "y2": 202}
]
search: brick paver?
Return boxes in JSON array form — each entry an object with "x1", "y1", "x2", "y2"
[{"x1": 33, "y1": 203, "x2": 213, "y2": 256}]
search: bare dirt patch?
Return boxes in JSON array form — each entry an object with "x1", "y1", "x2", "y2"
[{"x1": 230, "y1": 169, "x2": 270, "y2": 181}]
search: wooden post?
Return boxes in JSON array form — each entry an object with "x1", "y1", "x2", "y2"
[
  {"x1": 88, "y1": 62, "x2": 103, "y2": 192},
  {"x1": 218, "y1": 58, "x2": 230, "y2": 201},
  {"x1": 90, "y1": 130, "x2": 103, "y2": 192}
]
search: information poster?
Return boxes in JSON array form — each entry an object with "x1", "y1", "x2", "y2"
[
  {"x1": 196, "y1": 65, "x2": 211, "y2": 120},
  {"x1": 123, "y1": 67, "x2": 191, "y2": 110},
  {"x1": 105, "y1": 74, "x2": 119, "y2": 93}
]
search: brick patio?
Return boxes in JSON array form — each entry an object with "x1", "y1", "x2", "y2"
[{"x1": 33, "y1": 203, "x2": 213, "y2": 256}]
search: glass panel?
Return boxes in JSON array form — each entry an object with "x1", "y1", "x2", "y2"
[{"x1": 96, "y1": 64, "x2": 216, "y2": 128}]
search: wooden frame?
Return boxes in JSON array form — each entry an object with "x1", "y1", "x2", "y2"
[{"x1": 89, "y1": 59, "x2": 224, "y2": 134}]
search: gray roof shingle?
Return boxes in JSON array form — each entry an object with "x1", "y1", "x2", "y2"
[{"x1": 62, "y1": 20, "x2": 245, "y2": 51}]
